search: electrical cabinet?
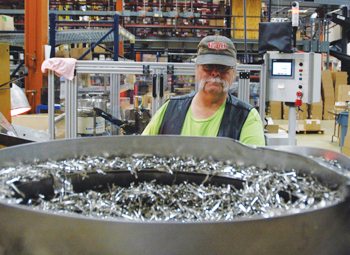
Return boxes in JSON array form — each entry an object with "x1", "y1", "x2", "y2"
[{"x1": 266, "y1": 52, "x2": 321, "y2": 104}]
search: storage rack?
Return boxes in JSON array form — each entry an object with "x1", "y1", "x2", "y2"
[
  {"x1": 122, "y1": 0, "x2": 229, "y2": 38},
  {"x1": 121, "y1": 0, "x2": 234, "y2": 56},
  {"x1": 0, "y1": 10, "x2": 135, "y2": 58},
  {"x1": 1, "y1": 1, "x2": 346, "y2": 65},
  {"x1": 49, "y1": 12, "x2": 135, "y2": 60},
  {"x1": 0, "y1": 25, "x2": 135, "y2": 48}
]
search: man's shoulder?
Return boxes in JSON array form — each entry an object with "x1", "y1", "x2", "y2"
[{"x1": 227, "y1": 94, "x2": 253, "y2": 111}]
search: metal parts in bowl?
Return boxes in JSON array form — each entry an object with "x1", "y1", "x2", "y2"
[
  {"x1": 4, "y1": 155, "x2": 331, "y2": 221},
  {"x1": 0, "y1": 136, "x2": 349, "y2": 255},
  {"x1": 266, "y1": 145, "x2": 350, "y2": 179}
]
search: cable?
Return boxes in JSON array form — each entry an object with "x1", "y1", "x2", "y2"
[{"x1": 0, "y1": 76, "x2": 26, "y2": 89}]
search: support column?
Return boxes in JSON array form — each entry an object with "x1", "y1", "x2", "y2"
[
  {"x1": 116, "y1": 0, "x2": 123, "y2": 59},
  {"x1": 24, "y1": 0, "x2": 48, "y2": 111}
]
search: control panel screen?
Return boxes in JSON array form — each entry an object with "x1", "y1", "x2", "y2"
[{"x1": 271, "y1": 59, "x2": 293, "y2": 77}]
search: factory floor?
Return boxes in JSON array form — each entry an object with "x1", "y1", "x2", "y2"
[
  {"x1": 274, "y1": 119, "x2": 341, "y2": 153},
  {"x1": 8, "y1": 114, "x2": 343, "y2": 154}
]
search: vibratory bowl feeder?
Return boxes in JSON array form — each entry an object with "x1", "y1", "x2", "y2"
[{"x1": 0, "y1": 136, "x2": 349, "y2": 255}]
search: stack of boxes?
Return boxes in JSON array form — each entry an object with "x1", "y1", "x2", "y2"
[
  {"x1": 333, "y1": 72, "x2": 349, "y2": 113},
  {"x1": 321, "y1": 70, "x2": 349, "y2": 115},
  {"x1": 283, "y1": 103, "x2": 308, "y2": 120},
  {"x1": 330, "y1": 71, "x2": 349, "y2": 153},
  {"x1": 335, "y1": 85, "x2": 350, "y2": 106},
  {"x1": 69, "y1": 46, "x2": 93, "y2": 60},
  {"x1": 333, "y1": 71, "x2": 348, "y2": 103},
  {"x1": 268, "y1": 101, "x2": 282, "y2": 119},
  {"x1": 310, "y1": 101, "x2": 323, "y2": 119},
  {"x1": 56, "y1": 44, "x2": 108, "y2": 61},
  {"x1": 321, "y1": 70, "x2": 335, "y2": 120}
]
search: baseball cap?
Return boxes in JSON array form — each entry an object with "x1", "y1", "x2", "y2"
[{"x1": 196, "y1": 35, "x2": 237, "y2": 67}]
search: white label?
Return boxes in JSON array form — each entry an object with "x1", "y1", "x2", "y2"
[
  {"x1": 78, "y1": 117, "x2": 105, "y2": 135},
  {"x1": 292, "y1": 6, "x2": 299, "y2": 27}
]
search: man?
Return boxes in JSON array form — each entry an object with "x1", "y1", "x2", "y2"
[{"x1": 142, "y1": 35, "x2": 265, "y2": 146}]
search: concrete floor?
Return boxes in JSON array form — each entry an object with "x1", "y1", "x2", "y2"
[{"x1": 274, "y1": 120, "x2": 341, "y2": 153}]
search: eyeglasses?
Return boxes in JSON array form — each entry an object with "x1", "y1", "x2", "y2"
[{"x1": 201, "y1": 64, "x2": 234, "y2": 74}]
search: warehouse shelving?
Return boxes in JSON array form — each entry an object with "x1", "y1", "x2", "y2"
[
  {"x1": 121, "y1": 0, "x2": 229, "y2": 38},
  {"x1": 0, "y1": 9, "x2": 135, "y2": 58},
  {"x1": 0, "y1": 0, "x2": 345, "y2": 63}
]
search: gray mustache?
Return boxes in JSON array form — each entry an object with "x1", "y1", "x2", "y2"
[{"x1": 199, "y1": 78, "x2": 230, "y2": 92}]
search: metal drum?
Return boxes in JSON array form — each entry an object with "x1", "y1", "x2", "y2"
[
  {"x1": 0, "y1": 136, "x2": 349, "y2": 255},
  {"x1": 77, "y1": 96, "x2": 107, "y2": 136}
]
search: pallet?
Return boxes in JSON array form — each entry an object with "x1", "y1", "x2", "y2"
[
  {"x1": 279, "y1": 125, "x2": 325, "y2": 134},
  {"x1": 296, "y1": 129, "x2": 325, "y2": 134}
]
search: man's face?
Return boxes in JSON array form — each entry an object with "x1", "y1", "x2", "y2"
[{"x1": 196, "y1": 64, "x2": 235, "y2": 95}]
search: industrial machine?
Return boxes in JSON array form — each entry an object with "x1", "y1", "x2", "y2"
[
  {"x1": 264, "y1": 51, "x2": 322, "y2": 146},
  {"x1": 48, "y1": 61, "x2": 266, "y2": 139},
  {"x1": 0, "y1": 136, "x2": 349, "y2": 255},
  {"x1": 266, "y1": 52, "x2": 321, "y2": 104},
  {"x1": 258, "y1": 0, "x2": 325, "y2": 146}
]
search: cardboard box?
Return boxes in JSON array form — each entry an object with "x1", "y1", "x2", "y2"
[
  {"x1": 336, "y1": 84, "x2": 350, "y2": 102},
  {"x1": 269, "y1": 101, "x2": 282, "y2": 119},
  {"x1": 342, "y1": 145, "x2": 350, "y2": 156},
  {"x1": 321, "y1": 70, "x2": 335, "y2": 110},
  {"x1": 93, "y1": 44, "x2": 106, "y2": 53},
  {"x1": 70, "y1": 47, "x2": 92, "y2": 60},
  {"x1": 0, "y1": 15, "x2": 14, "y2": 31},
  {"x1": 265, "y1": 117, "x2": 279, "y2": 133},
  {"x1": 310, "y1": 101, "x2": 323, "y2": 119},
  {"x1": 266, "y1": 124, "x2": 279, "y2": 133},
  {"x1": 283, "y1": 103, "x2": 308, "y2": 120},
  {"x1": 333, "y1": 71, "x2": 348, "y2": 97},
  {"x1": 55, "y1": 49, "x2": 69, "y2": 58},
  {"x1": 303, "y1": 119, "x2": 321, "y2": 131},
  {"x1": 209, "y1": 19, "x2": 217, "y2": 26},
  {"x1": 209, "y1": 19, "x2": 225, "y2": 26},
  {"x1": 322, "y1": 70, "x2": 334, "y2": 88},
  {"x1": 323, "y1": 103, "x2": 337, "y2": 120},
  {"x1": 142, "y1": 54, "x2": 157, "y2": 62},
  {"x1": 334, "y1": 101, "x2": 348, "y2": 112},
  {"x1": 79, "y1": 47, "x2": 92, "y2": 60}
]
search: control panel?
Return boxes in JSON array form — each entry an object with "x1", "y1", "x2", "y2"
[{"x1": 266, "y1": 52, "x2": 321, "y2": 104}]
